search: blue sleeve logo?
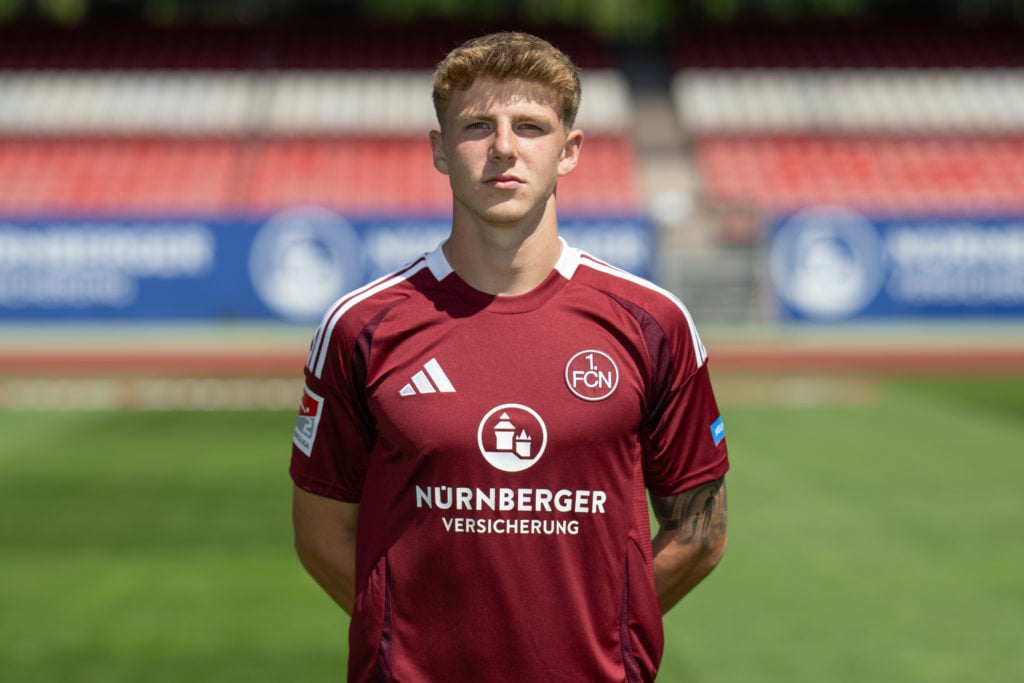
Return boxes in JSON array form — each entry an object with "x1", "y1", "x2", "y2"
[{"x1": 710, "y1": 416, "x2": 726, "y2": 446}]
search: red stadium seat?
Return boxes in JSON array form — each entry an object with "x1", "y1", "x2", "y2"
[
  {"x1": 0, "y1": 136, "x2": 640, "y2": 216},
  {"x1": 0, "y1": 22, "x2": 630, "y2": 217},
  {"x1": 694, "y1": 135, "x2": 1024, "y2": 214}
]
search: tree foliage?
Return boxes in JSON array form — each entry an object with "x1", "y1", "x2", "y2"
[{"x1": 5, "y1": 0, "x2": 1022, "y2": 33}]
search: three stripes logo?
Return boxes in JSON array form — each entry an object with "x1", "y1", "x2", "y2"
[{"x1": 400, "y1": 358, "x2": 456, "y2": 397}]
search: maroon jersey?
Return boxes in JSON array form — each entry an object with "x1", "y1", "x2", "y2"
[{"x1": 291, "y1": 240, "x2": 729, "y2": 682}]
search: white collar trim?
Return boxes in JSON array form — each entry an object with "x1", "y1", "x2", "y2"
[{"x1": 425, "y1": 236, "x2": 580, "y2": 283}]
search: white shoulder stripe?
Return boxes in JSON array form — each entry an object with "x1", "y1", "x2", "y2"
[
  {"x1": 307, "y1": 258, "x2": 430, "y2": 378},
  {"x1": 578, "y1": 256, "x2": 708, "y2": 368},
  {"x1": 307, "y1": 270, "x2": 395, "y2": 371}
]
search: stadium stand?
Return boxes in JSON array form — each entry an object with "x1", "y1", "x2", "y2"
[
  {"x1": 693, "y1": 136, "x2": 1024, "y2": 214},
  {"x1": 0, "y1": 133, "x2": 638, "y2": 216},
  {"x1": 670, "y1": 23, "x2": 1024, "y2": 217},
  {"x1": 642, "y1": 20, "x2": 1024, "y2": 319},
  {"x1": 1, "y1": 18, "x2": 1022, "y2": 322},
  {"x1": 0, "y1": 23, "x2": 639, "y2": 216}
]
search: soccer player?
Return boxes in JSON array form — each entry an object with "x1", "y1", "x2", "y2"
[{"x1": 290, "y1": 31, "x2": 729, "y2": 682}]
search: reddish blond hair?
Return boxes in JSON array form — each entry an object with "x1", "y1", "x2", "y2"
[{"x1": 432, "y1": 32, "x2": 582, "y2": 128}]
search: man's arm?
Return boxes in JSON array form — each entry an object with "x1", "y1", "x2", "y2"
[
  {"x1": 650, "y1": 476, "x2": 728, "y2": 614},
  {"x1": 292, "y1": 484, "x2": 359, "y2": 615}
]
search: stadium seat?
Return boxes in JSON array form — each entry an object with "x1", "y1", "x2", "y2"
[
  {"x1": 0, "y1": 136, "x2": 640, "y2": 215},
  {"x1": 693, "y1": 136, "x2": 1024, "y2": 213},
  {"x1": 0, "y1": 22, "x2": 639, "y2": 218},
  {"x1": 671, "y1": 21, "x2": 1024, "y2": 223}
]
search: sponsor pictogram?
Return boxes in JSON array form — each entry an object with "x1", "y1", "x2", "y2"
[{"x1": 477, "y1": 404, "x2": 548, "y2": 472}]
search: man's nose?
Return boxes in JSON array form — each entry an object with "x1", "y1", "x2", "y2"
[{"x1": 490, "y1": 123, "x2": 516, "y2": 160}]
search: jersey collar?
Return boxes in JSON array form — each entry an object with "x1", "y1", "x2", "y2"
[
  {"x1": 425, "y1": 236, "x2": 580, "y2": 283},
  {"x1": 423, "y1": 237, "x2": 580, "y2": 314}
]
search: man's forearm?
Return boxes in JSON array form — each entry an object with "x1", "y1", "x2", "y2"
[
  {"x1": 296, "y1": 539, "x2": 357, "y2": 614},
  {"x1": 650, "y1": 477, "x2": 728, "y2": 614},
  {"x1": 292, "y1": 486, "x2": 359, "y2": 615}
]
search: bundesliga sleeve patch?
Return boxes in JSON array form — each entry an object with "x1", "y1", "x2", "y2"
[
  {"x1": 293, "y1": 384, "x2": 324, "y2": 457},
  {"x1": 710, "y1": 415, "x2": 726, "y2": 446}
]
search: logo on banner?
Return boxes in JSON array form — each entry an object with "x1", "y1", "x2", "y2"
[
  {"x1": 769, "y1": 206, "x2": 885, "y2": 320},
  {"x1": 249, "y1": 206, "x2": 362, "y2": 321},
  {"x1": 477, "y1": 404, "x2": 548, "y2": 473}
]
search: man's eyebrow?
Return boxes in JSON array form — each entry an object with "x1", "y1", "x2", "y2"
[{"x1": 459, "y1": 111, "x2": 554, "y2": 123}]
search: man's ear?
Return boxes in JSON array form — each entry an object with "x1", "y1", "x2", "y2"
[
  {"x1": 429, "y1": 130, "x2": 449, "y2": 175},
  {"x1": 557, "y1": 129, "x2": 584, "y2": 177}
]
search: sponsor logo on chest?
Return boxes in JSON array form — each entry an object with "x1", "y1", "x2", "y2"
[{"x1": 400, "y1": 348, "x2": 625, "y2": 538}]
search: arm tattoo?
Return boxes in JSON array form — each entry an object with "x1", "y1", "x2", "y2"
[{"x1": 651, "y1": 477, "x2": 727, "y2": 550}]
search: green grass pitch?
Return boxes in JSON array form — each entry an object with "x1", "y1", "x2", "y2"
[{"x1": 1, "y1": 375, "x2": 1022, "y2": 682}]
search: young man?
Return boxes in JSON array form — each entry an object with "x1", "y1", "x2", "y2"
[{"x1": 290, "y1": 32, "x2": 729, "y2": 682}]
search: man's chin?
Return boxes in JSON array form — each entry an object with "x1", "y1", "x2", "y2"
[
  {"x1": 455, "y1": 195, "x2": 550, "y2": 228},
  {"x1": 481, "y1": 211, "x2": 529, "y2": 226},
  {"x1": 479, "y1": 199, "x2": 550, "y2": 226}
]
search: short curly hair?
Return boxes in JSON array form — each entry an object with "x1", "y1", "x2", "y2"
[{"x1": 432, "y1": 32, "x2": 582, "y2": 128}]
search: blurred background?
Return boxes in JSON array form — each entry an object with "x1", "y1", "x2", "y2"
[
  {"x1": 0, "y1": 1, "x2": 1023, "y2": 682},
  {"x1": 0, "y1": 0, "x2": 1019, "y2": 368},
  {"x1": 1, "y1": 0, "x2": 1023, "y2": 378}
]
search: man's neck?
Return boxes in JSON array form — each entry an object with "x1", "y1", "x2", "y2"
[{"x1": 443, "y1": 208, "x2": 562, "y2": 296}]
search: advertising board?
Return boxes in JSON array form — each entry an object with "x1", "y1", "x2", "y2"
[
  {"x1": 769, "y1": 206, "x2": 1024, "y2": 321},
  {"x1": 0, "y1": 207, "x2": 653, "y2": 322}
]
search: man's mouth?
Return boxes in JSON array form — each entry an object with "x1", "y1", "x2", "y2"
[{"x1": 486, "y1": 174, "x2": 523, "y2": 189}]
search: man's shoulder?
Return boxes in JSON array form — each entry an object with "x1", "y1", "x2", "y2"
[
  {"x1": 568, "y1": 248, "x2": 708, "y2": 365},
  {"x1": 338, "y1": 275, "x2": 416, "y2": 322},
  {"x1": 304, "y1": 256, "x2": 435, "y2": 377},
  {"x1": 570, "y1": 249, "x2": 691, "y2": 319}
]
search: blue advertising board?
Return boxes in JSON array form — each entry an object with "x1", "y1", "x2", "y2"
[
  {"x1": 0, "y1": 207, "x2": 653, "y2": 322},
  {"x1": 769, "y1": 206, "x2": 1024, "y2": 321}
]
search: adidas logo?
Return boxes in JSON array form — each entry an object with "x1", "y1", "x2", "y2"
[{"x1": 400, "y1": 358, "x2": 456, "y2": 397}]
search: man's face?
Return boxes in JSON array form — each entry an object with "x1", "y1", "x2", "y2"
[{"x1": 429, "y1": 78, "x2": 583, "y2": 228}]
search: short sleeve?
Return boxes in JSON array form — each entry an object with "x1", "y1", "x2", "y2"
[
  {"x1": 289, "y1": 353, "x2": 375, "y2": 503},
  {"x1": 641, "y1": 327, "x2": 729, "y2": 496}
]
